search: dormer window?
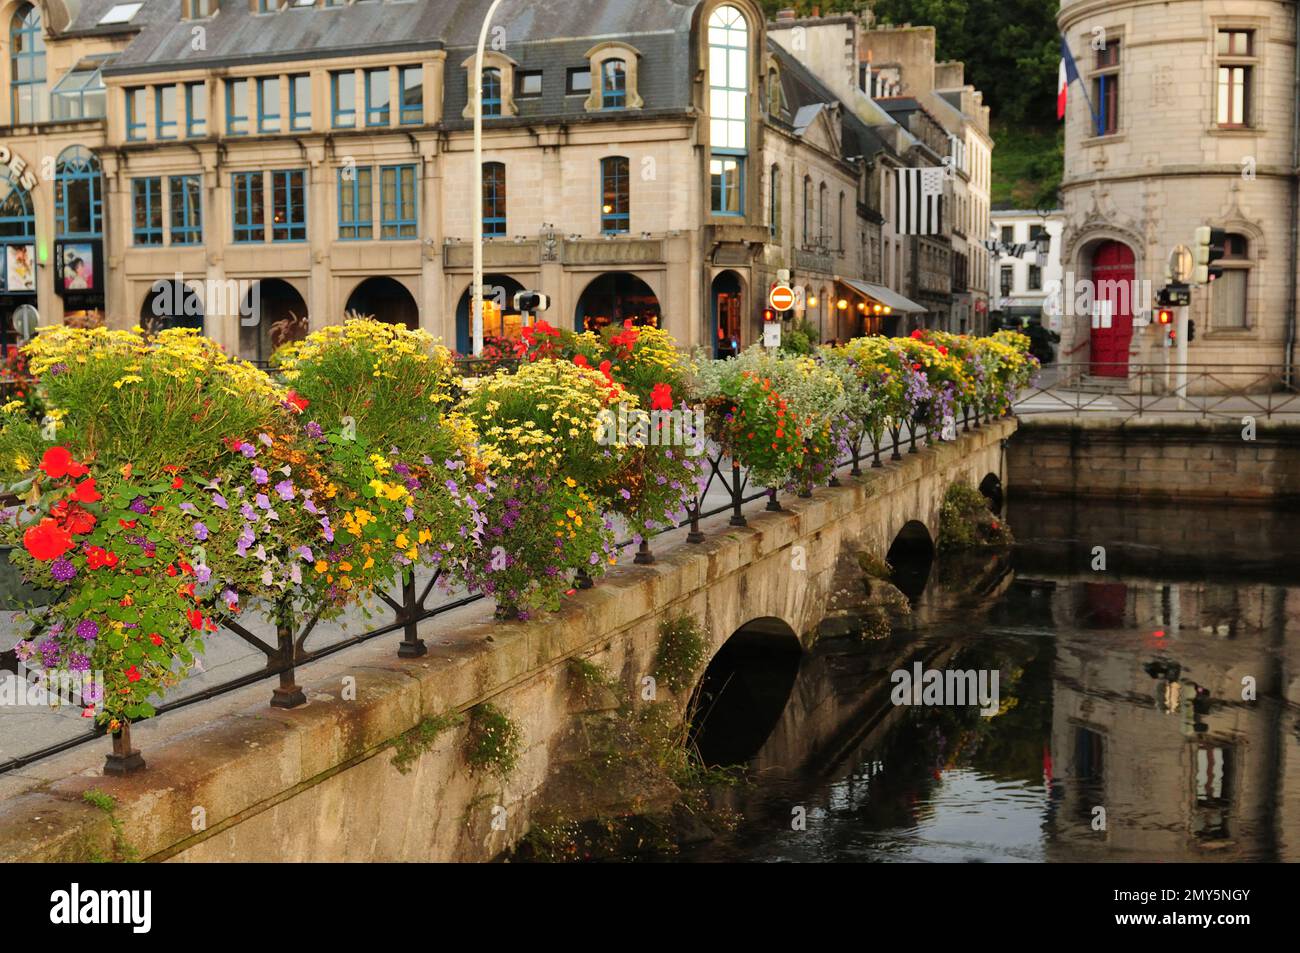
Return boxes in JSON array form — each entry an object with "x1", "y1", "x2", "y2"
[
  {"x1": 183, "y1": 0, "x2": 215, "y2": 17},
  {"x1": 601, "y1": 59, "x2": 626, "y2": 108},
  {"x1": 583, "y1": 41, "x2": 642, "y2": 112},
  {"x1": 461, "y1": 51, "x2": 518, "y2": 119}
]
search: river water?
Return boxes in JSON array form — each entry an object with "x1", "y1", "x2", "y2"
[{"x1": 679, "y1": 497, "x2": 1300, "y2": 863}]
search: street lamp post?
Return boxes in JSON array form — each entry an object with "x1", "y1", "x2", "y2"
[{"x1": 471, "y1": 0, "x2": 506, "y2": 357}]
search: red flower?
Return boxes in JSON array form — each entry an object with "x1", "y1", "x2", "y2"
[
  {"x1": 910, "y1": 329, "x2": 925, "y2": 340},
  {"x1": 23, "y1": 519, "x2": 74, "y2": 561},
  {"x1": 51, "y1": 500, "x2": 96, "y2": 534},
  {"x1": 86, "y1": 547, "x2": 119, "y2": 570},
  {"x1": 39, "y1": 446, "x2": 87, "y2": 480},
  {"x1": 149, "y1": 633, "x2": 164, "y2": 647},
  {"x1": 187, "y1": 609, "x2": 205, "y2": 630},
  {"x1": 598, "y1": 360, "x2": 614, "y2": 384},
  {"x1": 573, "y1": 354, "x2": 590, "y2": 368},
  {"x1": 125, "y1": 665, "x2": 142, "y2": 683},
  {"x1": 937, "y1": 345, "x2": 949, "y2": 356},
  {"x1": 70, "y1": 477, "x2": 101, "y2": 503},
  {"x1": 285, "y1": 390, "x2": 310, "y2": 413},
  {"x1": 170, "y1": 476, "x2": 183, "y2": 490},
  {"x1": 650, "y1": 383, "x2": 674, "y2": 411}
]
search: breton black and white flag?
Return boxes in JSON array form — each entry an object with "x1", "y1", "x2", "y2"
[{"x1": 894, "y1": 167, "x2": 944, "y2": 236}]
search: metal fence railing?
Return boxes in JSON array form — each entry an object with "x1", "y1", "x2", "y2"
[
  {"x1": 1013, "y1": 364, "x2": 1300, "y2": 421},
  {"x1": 0, "y1": 406, "x2": 1008, "y2": 775}
]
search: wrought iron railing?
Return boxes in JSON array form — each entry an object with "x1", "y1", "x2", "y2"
[
  {"x1": 0, "y1": 406, "x2": 1005, "y2": 776},
  {"x1": 1014, "y1": 363, "x2": 1300, "y2": 421}
]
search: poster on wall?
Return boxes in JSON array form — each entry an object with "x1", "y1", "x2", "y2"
[
  {"x1": 60, "y1": 243, "x2": 94, "y2": 291},
  {"x1": 6, "y1": 244, "x2": 34, "y2": 292}
]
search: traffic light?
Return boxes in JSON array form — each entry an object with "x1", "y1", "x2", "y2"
[
  {"x1": 1188, "y1": 319, "x2": 1196, "y2": 342},
  {"x1": 762, "y1": 307, "x2": 777, "y2": 322},
  {"x1": 1193, "y1": 226, "x2": 1227, "y2": 284},
  {"x1": 1157, "y1": 308, "x2": 1174, "y2": 325}
]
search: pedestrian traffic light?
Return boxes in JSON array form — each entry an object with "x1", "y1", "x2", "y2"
[
  {"x1": 762, "y1": 307, "x2": 776, "y2": 322},
  {"x1": 1193, "y1": 226, "x2": 1227, "y2": 284},
  {"x1": 1157, "y1": 308, "x2": 1174, "y2": 325},
  {"x1": 1188, "y1": 319, "x2": 1196, "y2": 342}
]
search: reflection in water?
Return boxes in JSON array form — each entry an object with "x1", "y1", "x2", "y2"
[{"x1": 680, "y1": 498, "x2": 1300, "y2": 863}]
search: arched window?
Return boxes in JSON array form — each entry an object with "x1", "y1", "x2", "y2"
[
  {"x1": 769, "y1": 163, "x2": 781, "y2": 240},
  {"x1": 481, "y1": 68, "x2": 502, "y2": 116},
  {"x1": 601, "y1": 59, "x2": 627, "y2": 109},
  {"x1": 838, "y1": 190, "x2": 845, "y2": 250},
  {"x1": 55, "y1": 147, "x2": 103, "y2": 239},
  {"x1": 600, "y1": 156, "x2": 629, "y2": 233},
  {"x1": 0, "y1": 167, "x2": 35, "y2": 239},
  {"x1": 767, "y1": 66, "x2": 782, "y2": 117},
  {"x1": 802, "y1": 175, "x2": 812, "y2": 245},
  {"x1": 482, "y1": 161, "x2": 506, "y2": 237},
  {"x1": 708, "y1": 5, "x2": 748, "y2": 215},
  {"x1": 10, "y1": 4, "x2": 47, "y2": 124},
  {"x1": 818, "y1": 182, "x2": 828, "y2": 245}
]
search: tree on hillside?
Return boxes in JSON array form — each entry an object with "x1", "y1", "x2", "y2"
[{"x1": 758, "y1": 0, "x2": 1059, "y2": 126}]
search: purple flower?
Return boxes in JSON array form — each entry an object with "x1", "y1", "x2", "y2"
[
  {"x1": 51, "y1": 557, "x2": 76, "y2": 582},
  {"x1": 240, "y1": 502, "x2": 258, "y2": 522},
  {"x1": 13, "y1": 639, "x2": 34, "y2": 662},
  {"x1": 39, "y1": 640, "x2": 62, "y2": 668},
  {"x1": 446, "y1": 479, "x2": 459, "y2": 494},
  {"x1": 195, "y1": 563, "x2": 212, "y2": 584},
  {"x1": 239, "y1": 443, "x2": 257, "y2": 459},
  {"x1": 193, "y1": 521, "x2": 209, "y2": 541},
  {"x1": 252, "y1": 467, "x2": 268, "y2": 485},
  {"x1": 258, "y1": 433, "x2": 273, "y2": 446},
  {"x1": 298, "y1": 546, "x2": 314, "y2": 561},
  {"x1": 274, "y1": 480, "x2": 295, "y2": 501},
  {"x1": 305, "y1": 421, "x2": 324, "y2": 440},
  {"x1": 303, "y1": 499, "x2": 321, "y2": 516},
  {"x1": 82, "y1": 681, "x2": 103, "y2": 704},
  {"x1": 68, "y1": 652, "x2": 90, "y2": 673},
  {"x1": 179, "y1": 502, "x2": 198, "y2": 514},
  {"x1": 212, "y1": 492, "x2": 229, "y2": 510},
  {"x1": 254, "y1": 493, "x2": 272, "y2": 511},
  {"x1": 321, "y1": 517, "x2": 334, "y2": 543},
  {"x1": 129, "y1": 497, "x2": 149, "y2": 515},
  {"x1": 76, "y1": 619, "x2": 99, "y2": 641}
]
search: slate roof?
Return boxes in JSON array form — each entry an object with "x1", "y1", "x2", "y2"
[{"x1": 99, "y1": 0, "x2": 702, "y2": 80}]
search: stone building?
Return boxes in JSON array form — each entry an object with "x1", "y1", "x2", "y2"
[
  {"x1": 1058, "y1": 0, "x2": 1298, "y2": 380},
  {"x1": 0, "y1": 0, "x2": 951, "y2": 360},
  {"x1": 990, "y1": 207, "x2": 1065, "y2": 336}
]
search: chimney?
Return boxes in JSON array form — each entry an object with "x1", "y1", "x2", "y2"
[{"x1": 776, "y1": 8, "x2": 796, "y2": 21}]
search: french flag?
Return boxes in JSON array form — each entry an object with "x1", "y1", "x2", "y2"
[{"x1": 1058, "y1": 35, "x2": 1082, "y2": 121}]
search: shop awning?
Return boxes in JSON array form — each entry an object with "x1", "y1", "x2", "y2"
[{"x1": 840, "y1": 279, "x2": 927, "y2": 314}]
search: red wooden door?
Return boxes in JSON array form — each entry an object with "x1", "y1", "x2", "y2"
[{"x1": 1089, "y1": 241, "x2": 1135, "y2": 377}]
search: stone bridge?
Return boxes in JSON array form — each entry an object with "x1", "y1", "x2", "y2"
[{"x1": 0, "y1": 419, "x2": 1015, "y2": 863}]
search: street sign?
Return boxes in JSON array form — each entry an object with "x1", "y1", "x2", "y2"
[
  {"x1": 769, "y1": 283, "x2": 795, "y2": 312},
  {"x1": 763, "y1": 322, "x2": 782, "y2": 348},
  {"x1": 1168, "y1": 245, "x2": 1193, "y2": 284},
  {"x1": 11, "y1": 304, "x2": 38, "y2": 342}
]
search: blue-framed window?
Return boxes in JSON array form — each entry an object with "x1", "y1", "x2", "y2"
[
  {"x1": 169, "y1": 175, "x2": 202, "y2": 245},
  {"x1": 131, "y1": 177, "x2": 162, "y2": 245},
  {"x1": 769, "y1": 163, "x2": 780, "y2": 240},
  {"x1": 337, "y1": 165, "x2": 372, "y2": 240},
  {"x1": 331, "y1": 70, "x2": 355, "y2": 127},
  {"x1": 365, "y1": 68, "x2": 389, "y2": 126},
  {"x1": 257, "y1": 77, "x2": 280, "y2": 133},
  {"x1": 599, "y1": 156, "x2": 629, "y2": 233},
  {"x1": 399, "y1": 65, "x2": 422, "y2": 124},
  {"x1": 155, "y1": 85, "x2": 178, "y2": 139},
  {"x1": 271, "y1": 169, "x2": 306, "y2": 242},
  {"x1": 232, "y1": 171, "x2": 263, "y2": 243},
  {"x1": 481, "y1": 68, "x2": 502, "y2": 116},
  {"x1": 710, "y1": 156, "x2": 743, "y2": 216},
  {"x1": 226, "y1": 78, "x2": 249, "y2": 135},
  {"x1": 708, "y1": 6, "x2": 749, "y2": 216},
  {"x1": 482, "y1": 161, "x2": 505, "y2": 237},
  {"x1": 50, "y1": 60, "x2": 107, "y2": 121},
  {"x1": 0, "y1": 167, "x2": 34, "y2": 241},
  {"x1": 289, "y1": 73, "x2": 310, "y2": 131},
  {"x1": 10, "y1": 4, "x2": 47, "y2": 125},
  {"x1": 601, "y1": 59, "x2": 626, "y2": 108},
  {"x1": 125, "y1": 86, "x2": 146, "y2": 141},
  {"x1": 185, "y1": 81, "x2": 206, "y2": 137},
  {"x1": 255, "y1": 0, "x2": 277, "y2": 11},
  {"x1": 55, "y1": 147, "x2": 102, "y2": 239},
  {"x1": 380, "y1": 164, "x2": 417, "y2": 239}
]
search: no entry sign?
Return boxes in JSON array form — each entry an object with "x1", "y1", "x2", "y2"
[{"x1": 769, "y1": 283, "x2": 795, "y2": 312}]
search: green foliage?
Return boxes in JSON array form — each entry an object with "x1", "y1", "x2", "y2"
[
  {"x1": 991, "y1": 122, "x2": 1063, "y2": 209},
  {"x1": 938, "y1": 482, "x2": 1013, "y2": 550},
  {"x1": 390, "y1": 710, "x2": 466, "y2": 775},
  {"x1": 82, "y1": 789, "x2": 138, "y2": 863},
  {"x1": 857, "y1": 550, "x2": 893, "y2": 581},
  {"x1": 778, "y1": 319, "x2": 819, "y2": 356},
  {"x1": 568, "y1": 656, "x2": 615, "y2": 705},
  {"x1": 654, "y1": 615, "x2": 709, "y2": 695},
  {"x1": 466, "y1": 703, "x2": 524, "y2": 780}
]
